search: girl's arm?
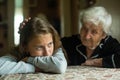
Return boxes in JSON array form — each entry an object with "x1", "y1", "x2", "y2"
[
  {"x1": 0, "y1": 55, "x2": 35, "y2": 75},
  {"x1": 27, "y1": 48, "x2": 67, "y2": 73}
]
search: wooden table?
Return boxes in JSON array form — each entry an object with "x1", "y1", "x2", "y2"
[{"x1": 0, "y1": 66, "x2": 120, "y2": 80}]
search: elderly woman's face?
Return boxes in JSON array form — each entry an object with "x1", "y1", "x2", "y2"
[
  {"x1": 80, "y1": 22, "x2": 106, "y2": 49},
  {"x1": 26, "y1": 33, "x2": 54, "y2": 56}
]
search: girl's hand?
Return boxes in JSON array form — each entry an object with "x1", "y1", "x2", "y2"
[
  {"x1": 21, "y1": 57, "x2": 28, "y2": 62},
  {"x1": 35, "y1": 67, "x2": 41, "y2": 72}
]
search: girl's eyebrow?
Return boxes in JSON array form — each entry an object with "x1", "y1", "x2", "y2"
[{"x1": 34, "y1": 45, "x2": 43, "y2": 47}]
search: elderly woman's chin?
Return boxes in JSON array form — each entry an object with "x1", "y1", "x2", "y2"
[{"x1": 82, "y1": 42, "x2": 96, "y2": 50}]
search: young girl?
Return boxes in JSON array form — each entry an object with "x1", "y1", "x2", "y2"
[{"x1": 0, "y1": 17, "x2": 67, "y2": 75}]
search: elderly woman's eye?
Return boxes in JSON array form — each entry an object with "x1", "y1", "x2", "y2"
[{"x1": 92, "y1": 31, "x2": 98, "y2": 34}]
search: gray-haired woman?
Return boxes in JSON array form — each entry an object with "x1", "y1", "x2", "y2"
[{"x1": 61, "y1": 6, "x2": 120, "y2": 68}]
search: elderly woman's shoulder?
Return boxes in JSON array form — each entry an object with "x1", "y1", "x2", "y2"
[{"x1": 104, "y1": 35, "x2": 120, "y2": 44}]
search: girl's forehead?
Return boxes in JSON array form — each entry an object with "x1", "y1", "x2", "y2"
[
  {"x1": 34, "y1": 33, "x2": 53, "y2": 39},
  {"x1": 33, "y1": 32, "x2": 51, "y2": 36},
  {"x1": 29, "y1": 33, "x2": 53, "y2": 45}
]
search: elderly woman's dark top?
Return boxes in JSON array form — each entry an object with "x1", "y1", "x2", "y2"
[{"x1": 61, "y1": 34, "x2": 120, "y2": 68}]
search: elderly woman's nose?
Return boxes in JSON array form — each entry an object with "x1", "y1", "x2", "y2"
[{"x1": 85, "y1": 31, "x2": 91, "y2": 39}]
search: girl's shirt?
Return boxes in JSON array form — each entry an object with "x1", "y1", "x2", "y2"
[
  {"x1": 0, "y1": 48, "x2": 67, "y2": 75},
  {"x1": 0, "y1": 55, "x2": 35, "y2": 75},
  {"x1": 27, "y1": 48, "x2": 67, "y2": 73}
]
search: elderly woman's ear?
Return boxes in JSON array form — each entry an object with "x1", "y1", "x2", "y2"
[{"x1": 102, "y1": 32, "x2": 107, "y2": 39}]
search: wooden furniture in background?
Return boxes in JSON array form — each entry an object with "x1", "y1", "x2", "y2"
[{"x1": 0, "y1": 0, "x2": 8, "y2": 56}]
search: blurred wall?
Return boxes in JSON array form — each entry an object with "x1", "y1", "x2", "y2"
[{"x1": 95, "y1": 0, "x2": 120, "y2": 42}]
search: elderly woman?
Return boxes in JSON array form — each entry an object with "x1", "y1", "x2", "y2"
[{"x1": 61, "y1": 6, "x2": 120, "y2": 68}]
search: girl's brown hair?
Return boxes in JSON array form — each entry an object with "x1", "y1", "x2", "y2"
[{"x1": 10, "y1": 17, "x2": 63, "y2": 61}]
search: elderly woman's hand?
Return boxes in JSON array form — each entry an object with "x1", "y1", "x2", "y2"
[{"x1": 81, "y1": 58, "x2": 103, "y2": 67}]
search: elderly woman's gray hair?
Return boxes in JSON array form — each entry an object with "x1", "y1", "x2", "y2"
[{"x1": 79, "y1": 6, "x2": 112, "y2": 34}]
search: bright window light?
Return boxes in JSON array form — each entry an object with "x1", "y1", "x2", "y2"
[{"x1": 14, "y1": 0, "x2": 23, "y2": 45}]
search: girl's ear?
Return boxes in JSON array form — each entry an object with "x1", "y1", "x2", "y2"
[
  {"x1": 23, "y1": 45, "x2": 30, "y2": 56},
  {"x1": 22, "y1": 44, "x2": 28, "y2": 52}
]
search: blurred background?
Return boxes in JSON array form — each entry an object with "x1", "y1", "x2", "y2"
[{"x1": 0, "y1": 0, "x2": 120, "y2": 56}]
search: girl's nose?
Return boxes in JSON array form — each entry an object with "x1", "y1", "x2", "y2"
[{"x1": 44, "y1": 47, "x2": 49, "y2": 56}]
